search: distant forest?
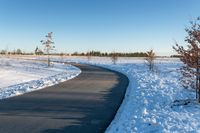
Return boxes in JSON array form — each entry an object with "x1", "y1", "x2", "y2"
[
  {"x1": 0, "y1": 49, "x2": 178, "y2": 57},
  {"x1": 71, "y1": 51, "x2": 147, "y2": 57},
  {"x1": 0, "y1": 49, "x2": 148, "y2": 57}
]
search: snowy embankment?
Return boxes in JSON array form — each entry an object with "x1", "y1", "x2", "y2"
[
  {"x1": 102, "y1": 60, "x2": 199, "y2": 133},
  {"x1": 0, "y1": 57, "x2": 81, "y2": 99},
  {"x1": 57, "y1": 56, "x2": 199, "y2": 133}
]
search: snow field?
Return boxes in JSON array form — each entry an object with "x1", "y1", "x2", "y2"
[
  {"x1": 56, "y1": 56, "x2": 199, "y2": 133},
  {"x1": 0, "y1": 57, "x2": 81, "y2": 99},
  {"x1": 4, "y1": 55, "x2": 200, "y2": 133}
]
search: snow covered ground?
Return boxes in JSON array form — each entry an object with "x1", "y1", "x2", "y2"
[
  {"x1": 53, "y1": 56, "x2": 199, "y2": 133},
  {"x1": 101, "y1": 59, "x2": 199, "y2": 133},
  {"x1": 5, "y1": 55, "x2": 200, "y2": 132},
  {"x1": 0, "y1": 57, "x2": 81, "y2": 99}
]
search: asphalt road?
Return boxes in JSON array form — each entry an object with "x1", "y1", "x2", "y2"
[{"x1": 0, "y1": 63, "x2": 129, "y2": 133}]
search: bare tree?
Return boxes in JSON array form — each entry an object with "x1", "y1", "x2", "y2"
[
  {"x1": 173, "y1": 17, "x2": 200, "y2": 102},
  {"x1": 60, "y1": 52, "x2": 64, "y2": 62},
  {"x1": 5, "y1": 46, "x2": 9, "y2": 58},
  {"x1": 41, "y1": 32, "x2": 55, "y2": 67},
  {"x1": 86, "y1": 51, "x2": 92, "y2": 62},
  {"x1": 145, "y1": 49, "x2": 156, "y2": 72},
  {"x1": 111, "y1": 51, "x2": 118, "y2": 65}
]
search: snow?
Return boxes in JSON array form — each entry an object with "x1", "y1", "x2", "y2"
[
  {"x1": 0, "y1": 57, "x2": 81, "y2": 99},
  {"x1": 3, "y1": 55, "x2": 200, "y2": 132},
  {"x1": 52, "y1": 56, "x2": 199, "y2": 133}
]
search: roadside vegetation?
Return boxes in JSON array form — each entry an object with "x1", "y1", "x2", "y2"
[{"x1": 173, "y1": 17, "x2": 200, "y2": 102}]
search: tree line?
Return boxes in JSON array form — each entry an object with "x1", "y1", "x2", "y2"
[
  {"x1": 72, "y1": 51, "x2": 147, "y2": 57},
  {"x1": 0, "y1": 49, "x2": 148, "y2": 57},
  {"x1": 0, "y1": 49, "x2": 24, "y2": 55}
]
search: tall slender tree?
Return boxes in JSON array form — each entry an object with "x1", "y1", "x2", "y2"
[
  {"x1": 173, "y1": 17, "x2": 200, "y2": 102},
  {"x1": 41, "y1": 32, "x2": 55, "y2": 67}
]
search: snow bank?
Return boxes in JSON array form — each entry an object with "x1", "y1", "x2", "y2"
[
  {"x1": 56, "y1": 56, "x2": 199, "y2": 133},
  {"x1": 0, "y1": 57, "x2": 81, "y2": 99}
]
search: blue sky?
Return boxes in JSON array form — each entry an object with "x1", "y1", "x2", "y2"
[{"x1": 0, "y1": 0, "x2": 199, "y2": 55}]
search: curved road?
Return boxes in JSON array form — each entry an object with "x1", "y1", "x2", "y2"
[{"x1": 0, "y1": 63, "x2": 129, "y2": 133}]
